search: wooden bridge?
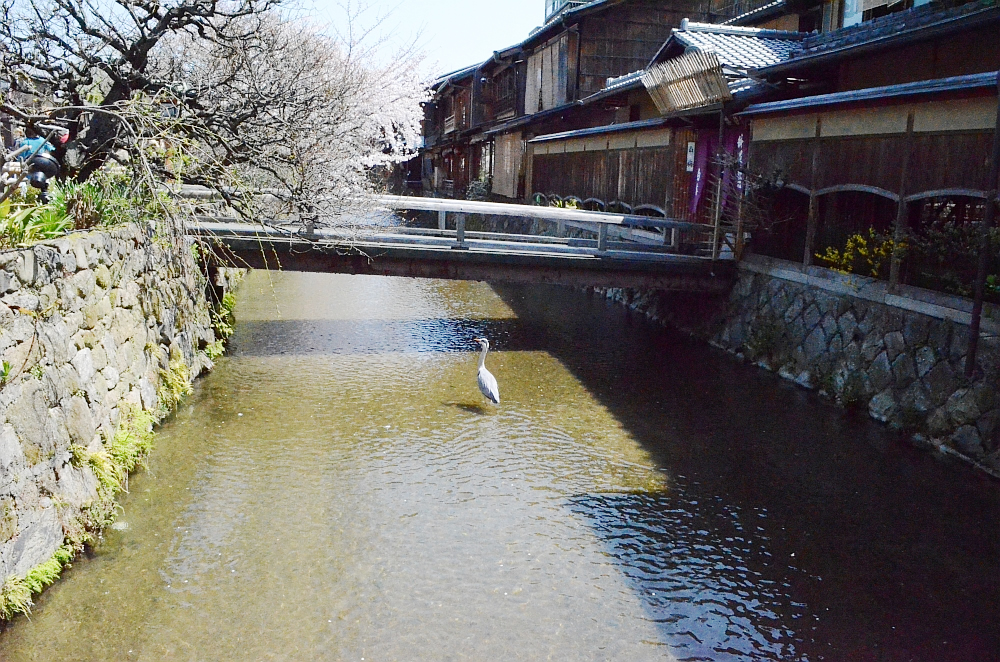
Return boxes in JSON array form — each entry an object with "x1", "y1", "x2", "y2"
[{"x1": 190, "y1": 196, "x2": 736, "y2": 292}]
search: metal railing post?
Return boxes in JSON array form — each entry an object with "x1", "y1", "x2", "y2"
[
  {"x1": 438, "y1": 210, "x2": 447, "y2": 230},
  {"x1": 452, "y1": 213, "x2": 468, "y2": 250},
  {"x1": 597, "y1": 223, "x2": 608, "y2": 252}
]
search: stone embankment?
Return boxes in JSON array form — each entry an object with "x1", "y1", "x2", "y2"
[
  {"x1": 601, "y1": 254, "x2": 1000, "y2": 476},
  {"x1": 0, "y1": 222, "x2": 225, "y2": 610}
]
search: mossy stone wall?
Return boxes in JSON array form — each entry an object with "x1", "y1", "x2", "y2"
[
  {"x1": 599, "y1": 254, "x2": 1000, "y2": 476},
  {"x1": 0, "y1": 223, "x2": 217, "y2": 587}
]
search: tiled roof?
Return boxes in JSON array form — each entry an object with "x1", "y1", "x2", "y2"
[
  {"x1": 660, "y1": 22, "x2": 803, "y2": 99},
  {"x1": 760, "y1": 0, "x2": 1000, "y2": 74},
  {"x1": 604, "y1": 69, "x2": 646, "y2": 91},
  {"x1": 672, "y1": 22, "x2": 804, "y2": 73}
]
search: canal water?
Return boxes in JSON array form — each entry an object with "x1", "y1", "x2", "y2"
[{"x1": 2, "y1": 272, "x2": 999, "y2": 661}]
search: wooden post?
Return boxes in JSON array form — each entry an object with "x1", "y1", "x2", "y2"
[
  {"x1": 889, "y1": 112, "x2": 915, "y2": 289},
  {"x1": 438, "y1": 209, "x2": 447, "y2": 230},
  {"x1": 965, "y1": 71, "x2": 1000, "y2": 378},
  {"x1": 597, "y1": 223, "x2": 608, "y2": 252},
  {"x1": 452, "y1": 213, "x2": 468, "y2": 250},
  {"x1": 803, "y1": 117, "x2": 822, "y2": 266},
  {"x1": 711, "y1": 110, "x2": 726, "y2": 261}
]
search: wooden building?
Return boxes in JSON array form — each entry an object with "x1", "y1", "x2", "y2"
[
  {"x1": 420, "y1": 0, "x2": 710, "y2": 200},
  {"x1": 526, "y1": 21, "x2": 803, "y2": 223},
  {"x1": 740, "y1": 0, "x2": 1000, "y2": 291}
]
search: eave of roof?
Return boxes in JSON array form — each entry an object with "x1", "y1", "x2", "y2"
[
  {"x1": 757, "y1": 3, "x2": 1000, "y2": 78},
  {"x1": 739, "y1": 70, "x2": 999, "y2": 116},
  {"x1": 431, "y1": 63, "x2": 482, "y2": 90},
  {"x1": 579, "y1": 72, "x2": 646, "y2": 106},
  {"x1": 507, "y1": 0, "x2": 625, "y2": 54},
  {"x1": 483, "y1": 100, "x2": 584, "y2": 135},
  {"x1": 529, "y1": 117, "x2": 670, "y2": 143},
  {"x1": 721, "y1": 0, "x2": 788, "y2": 27}
]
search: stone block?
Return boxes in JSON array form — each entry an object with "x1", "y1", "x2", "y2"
[
  {"x1": 82, "y1": 295, "x2": 112, "y2": 329},
  {"x1": 828, "y1": 333, "x2": 844, "y2": 357},
  {"x1": 0, "y1": 498, "x2": 17, "y2": 542},
  {"x1": 949, "y1": 325, "x2": 969, "y2": 360},
  {"x1": 926, "y1": 407, "x2": 952, "y2": 435},
  {"x1": 15, "y1": 251, "x2": 37, "y2": 287},
  {"x1": 861, "y1": 334, "x2": 884, "y2": 362},
  {"x1": 884, "y1": 331, "x2": 906, "y2": 361},
  {"x1": 891, "y1": 354, "x2": 917, "y2": 385},
  {"x1": 946, "y1": 388, "x2": 982, "y2": 426},
  {"x1": 0, "y1": 270, "x2": 16, "y2": 294},
  {"x1": 84, "y1": 372, "x2": 108, "y2": 407},
  {"x1": 55, "y1": 465, "x2": 99, "y2": 509},
  {"x1": 899, "y1": 381, "x2": 932, "y2": 414},
  {"x1": 10, "y1": 508, "x2": 63, "y2": 577},
  {"x1": 91, "y1": 344, "x2": 108, "y2": 372},
  {"x1": 859, "y1": 307, "x2": 886, "y2": 337},
  {"x1": 816, "y1": 292, "x2": 839, "y2": 316},
  {"x1": 6, "y1": 379, "x2": 51, "y2": 440},
  {"x1": 2, "y1": 293, "x2": 40, "y2": 313},
  {"x1": 915, "y1": 346, "x2": 936, "y2": 378},
  {"x1": 838, "y1": 311, "x2": 859, "y2": 344},
  {"x1": 53, "y1": 363, "x2": 83, "y2": 401},
  {"x1": 903, "y1": 315, "x2": 929, "y2": 348},
  {"x1": 844, "y1": 341, "x2": 863, "y2": 372},
  {"x1": 951, "y1": 425, "x2": 984, "y2": 459},
  {"x1": 978, "y1": 410, "x2": 1000, "y2": 450},
  {"x1": 802, "y1": 304, "x2": 822, "y2": 330},
  {"x1": 102, "y1": 366, "x2": 120, "y2": 390},
  {"x1": 138, "y1": 376, "x2": 157, "y2": 410},
  {"x1": 37, "y1": 321, "x2": 73, "y2": 365},
  {"x1": 972, "y1": 383, "x2": 997, "y2": 414},
  {"x1": 924, "y1": 361, "x2": 958, "y2": 406},
  {"x1": 0, "y1": 425, "x2": 25, "y2": 474},
  {"x1": 68, "y1": 269, "x2": 96, "y2": 301},
  {"x1": 71, "y1": 348, "x2": 96, "y2": 383},
  {"x1": 868, "y1": 351, "x2": 893, "y2": 392},
  {"x1": 62, "y1": 395, "x2": 96, "y2": 445},
  {"x1": 783, "y1": 296, "x2": 804, "y2": 324},
  {"x1": 869, "y1": 389, "x2": 897, "y2": 423},
  {"x1": 927, "y1": 320, "x2": 951, "y2": 356},
  {"x1": 821, "y1": 313, "x2": 838, "y2": 339},
  {"x1": 71, "y1": 329, "x2": 99, "y2": 350},
  {"x1": 799, "y1": 325, "x2": 826, "y2": 362}
]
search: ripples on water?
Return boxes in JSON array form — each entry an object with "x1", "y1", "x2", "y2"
[{"x1": 1, "y1": 272, "x2": 999, "y2": 661}]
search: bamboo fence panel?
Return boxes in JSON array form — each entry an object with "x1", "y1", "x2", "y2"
[{"x1": 641, "y1": 50, "x2": 731, "y2": 115}]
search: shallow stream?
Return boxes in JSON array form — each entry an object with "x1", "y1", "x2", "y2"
[{"x1": 2, "y1": 272, "x2": 998, "y2": 661}]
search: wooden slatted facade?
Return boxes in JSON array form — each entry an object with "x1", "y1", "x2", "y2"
[
  {"x1": 749, "y1": 96, "x2": 999, "y2": 196},
  {"x1": 575, "y1": 2, "x2": 702, "y2": 98}
]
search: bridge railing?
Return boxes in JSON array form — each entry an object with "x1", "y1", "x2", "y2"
[{"x1": 379, "y1": 196, "x2": 727, "y2": 258}]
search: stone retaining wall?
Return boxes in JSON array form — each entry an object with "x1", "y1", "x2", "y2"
[
  {"x1": 0, "y1": 223, "x2": 218, "y2": 584},
  {"x1": 600, "y1": 254, "x2": 1000, "y2": 476}
]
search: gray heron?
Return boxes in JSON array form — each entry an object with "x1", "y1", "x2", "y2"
[{"x1": 473, "y1": 337, "x2": 500, "y2": 404}]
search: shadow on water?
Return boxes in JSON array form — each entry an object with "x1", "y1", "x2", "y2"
[
  {"x1": 444, "y1": 401, "x2": 492, "y2": 415},
  {"x1": 230, "y1": 318, "x2": 541, "y2": 356},
  {"x1": 492, "y1": 283, "x2": 1000, "y2": 662}
]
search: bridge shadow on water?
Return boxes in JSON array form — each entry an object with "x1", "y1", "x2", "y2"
[
  {"x1": 228, "y1": 317, "x2": 545, "y2": 356},
  {"x1": 490, "y1": 283, "x2": 1000, "y2": 662}
]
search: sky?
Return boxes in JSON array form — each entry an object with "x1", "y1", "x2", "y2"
[{"x1": 304, "y1": 0, "x2": 546, "y2": 78}]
